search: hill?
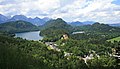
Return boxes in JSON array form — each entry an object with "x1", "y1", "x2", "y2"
[
  {"x1": 41, "y1": 18, "x2": 72, "y2": 30},
  {"x1": 0, "y1": 20, "x2": 39, "y2": 33},
  {"x1": 75, "y1": 22, "x2": 120, "y2": 33},
  {"x1": 40, "y1": 18, "x2": 73, "y2": 41},
  {"x1": 72, "y1": 22, "x2": 120, "y2": 40}
]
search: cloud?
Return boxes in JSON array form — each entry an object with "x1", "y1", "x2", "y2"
[
  {"x1": 51, "y1": 0, "x2": 120, "y2": 23},
  {"x1": 0, "y1": 0, "x2": 60, "y2": 17},
  {"x1": 0, "y1": 0, "x2": 120, "y2": 23}
]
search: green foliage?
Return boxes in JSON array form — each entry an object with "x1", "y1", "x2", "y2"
[
  {"x1": 57, "y1": 39, "x2": 113, "y2": 56},
  {"x1": 88, "y1": 55, "x2": 117, "y2": 69},
  {"x1": 0, "y1": 21, "x2": 120, "y2": 69},
  {"x1": 0, "y1": 34, "x2": 90, "y2": 69}
]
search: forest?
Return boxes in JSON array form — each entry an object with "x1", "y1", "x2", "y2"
[{"x1": 0, "y1": 18, "x2": 120, "y2": 69}]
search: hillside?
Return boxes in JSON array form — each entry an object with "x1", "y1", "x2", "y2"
[
  {"x1": 71, "y1": 22, "x2": 120, "y2": 41},
  {"x1": 0, "y1": 20, "x2": 39, "y2": 33},
  {"x1": 40, "y1": 18, "x2": 73, "y2": 41},
  {"x1": 41, "y1": 18, "x2": 72, "y2": 30},
  {"x1": 75, "y1": 22, "x2": 120, "y2": 33}
]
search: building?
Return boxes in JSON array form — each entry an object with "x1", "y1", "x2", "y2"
[{"x1": 61, "y1": 34, "x2": 69, "y2": 40}]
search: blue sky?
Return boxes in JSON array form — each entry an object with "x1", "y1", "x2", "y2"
[
  {"x1": 0, "y1": 0, "x2": 120, "y2": 24},
  {"x1": 112, "y1": 0, "x2": 120, "y2": 5}
]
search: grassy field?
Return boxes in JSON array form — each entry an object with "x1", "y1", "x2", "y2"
[{"x1": 107, "y1": 36, "x2": 120, "y2": 43}]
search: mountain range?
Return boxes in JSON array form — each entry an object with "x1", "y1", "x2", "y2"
[
  {"x1": 1, "y1": 14, "x2": 120, "y2": 27},
  {"x1": 0, "y1": 14, "x2": 50, "y2": 26}
]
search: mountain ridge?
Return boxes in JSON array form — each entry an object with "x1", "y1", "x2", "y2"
[
  {"x1": 0, "y1": 14, "x2": 51, "y2": 26},
  {"x1": 69, "y1": 21, "x2": 96, "y2": 26},
  {"x1": 0, "y1": 20, "x2": 39, "y2": 33},
  {"x1": 0, "y1": 14, "x2": 8, "y2": 24}
]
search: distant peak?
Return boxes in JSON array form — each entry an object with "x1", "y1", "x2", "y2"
[
  {"x1": 0, "y1": 14, "x2": 5, "y2": 16},
  {"x1": 34, "y1": 17, "x2": 40, "y2": 19},
  {"x1": 13, "y1": 15, "x2": 27, "y2": 17},
  {"x1": 56, "y1": 18, "x2": 63, "y2": 20},
  {"x1": 94, "y1": 22, "x2": 100, "y2": 24}
]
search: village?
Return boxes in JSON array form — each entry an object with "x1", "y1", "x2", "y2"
[{"x1": 42, "y1": 34, "x2": 120, "y2": 65}]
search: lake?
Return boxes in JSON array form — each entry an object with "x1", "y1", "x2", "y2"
[
  {"x1": 15, "y1": 31, "x2": 43, "y2": 41},
  {"x1": 72, "y1": 31, "x2": 85, "y2": 34}
]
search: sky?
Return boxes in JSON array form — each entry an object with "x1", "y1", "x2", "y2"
[{"x1": 0, "y1": 0, "x2": 120, "y2": 24}]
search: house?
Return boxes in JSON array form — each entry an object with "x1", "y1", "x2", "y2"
[
  {"x1": 61, "y1": 34, "x2": 69, "y2": 40},
  {"x1": 113, "y1": 47, "x2": 120, "y2": 60}
]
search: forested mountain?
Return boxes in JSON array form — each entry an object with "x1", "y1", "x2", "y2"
[
  {"x1": 75, "y1": 22, "x2": 120, "y2": 33},
  {"x1": 40, "y1": 18, "x2": 73, "y2": 41},
  {"x1": 71, "y1": 22, "x2": 120, "y2": 42},
  {"x1": 0, "y1": 20, "x2": 39, "y2": 33},
  {"x1": 41, "y1": 18, "x2": 72, "y2": 30}
]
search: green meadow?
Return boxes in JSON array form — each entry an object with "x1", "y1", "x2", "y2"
[{"x1": 107, "y1": 36, "x2": 120, "y2": 43}]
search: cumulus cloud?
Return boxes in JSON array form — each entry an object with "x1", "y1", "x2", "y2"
[{"x1": 0, "y1": 0, "x2": 120, "y2": 23}]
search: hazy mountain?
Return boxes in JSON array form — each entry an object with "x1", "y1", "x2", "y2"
[
  {"x1": 0, "y1": 20, "x2": 39, "y2": 33},
  {"x1": 69, "y1": 21, "x2": 96, "y2": 26},
  {"x1": 109, "y1": 23, "x2": 120, "y2": 27},
  {"x1": 8, "y1": 15, "x2": 28, "y2": 21},
  {"x1": 0, "y1": 14, "x2": 51, "y2": 26},
  {"x1": 0, "y1": 14, "x2": 96, "y2": 26},
  {"x1": 28, "y1": 17, "x2": 46, "y2": 26},
  {"x1": 42, "y1": 17, "x2": 51, "y2": 21},
  {"x1": 0, "y1": 14, "x2": 8, "y2": 24},
  {"x1": 69, "y1": 21, "x2": 83, "y2": 26},
  {"x1": 82, "y1": 21, "x2": 95, "y2": 25},
  {"x1": 7, "y1": 15, "x2": 46, "y2": 26}
]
